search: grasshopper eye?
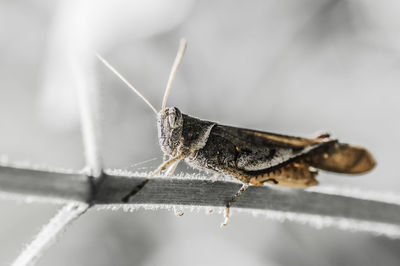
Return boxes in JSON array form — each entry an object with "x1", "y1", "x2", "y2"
[
  {"x1": 168, "y1": 114, "x2": 178, "y2": 128},
  {"x1": 166, "y1": 107, "x2": 182, "y2": 129}
]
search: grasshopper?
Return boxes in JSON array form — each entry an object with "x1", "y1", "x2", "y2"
[{"x1": 97, "y1": 39, "x2": 376, "y2": 227}]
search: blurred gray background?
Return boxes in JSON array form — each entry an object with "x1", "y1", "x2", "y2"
[{"x1": 1, "y1": 0, "x2": 400, "y2": 265}]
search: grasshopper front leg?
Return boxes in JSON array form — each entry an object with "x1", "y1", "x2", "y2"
[
  {"x1": 165, "y1": 160, "x2": 184, "y2": 216},
  {"x1": 122, "y1": 154, "x2": 186, "y2": 203}
]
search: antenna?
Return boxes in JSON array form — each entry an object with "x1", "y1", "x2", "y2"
[
  {"x1": 96, "y1": 53, "x2": 158, "y2": 115},
  {"x1": 161, "y1": 38, "x2": 187, "y2": 112}
]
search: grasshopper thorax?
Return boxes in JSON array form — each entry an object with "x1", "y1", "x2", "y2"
[{"x1": 157, "y1": 107, "x2": 184, "y2": 156}]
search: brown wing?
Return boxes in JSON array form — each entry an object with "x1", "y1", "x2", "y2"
[
  {"x1": 217, "y1": 124, "x2": 326, "y2": 149},
  {"x1": 308, "y1": 143, "x2": 376, "y2": 174},
  {"x1": 214, "y1": 124, "x2": 376, "y2": 175},
  {"x1": 209, "y1": 124, "x2": 334, "y2": 175}
]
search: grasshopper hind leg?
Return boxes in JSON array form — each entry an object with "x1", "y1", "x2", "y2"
[
  {"x1": 250, "y1": 161, "x2": 319, "y2": 188},
  {"x1": 220, "y1": 161, "x2": 318, "y2": 227}
]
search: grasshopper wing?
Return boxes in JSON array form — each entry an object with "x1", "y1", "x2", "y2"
[{"x1": 213, "y1": 124, "x2": 375, "y2": 174}]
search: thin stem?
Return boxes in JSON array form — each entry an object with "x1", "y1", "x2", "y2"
[
  {"x1": 74, "y1": 60, "x2": 103, "y2": 178},
  {"x1": 11, "y1": 203, "x2": 89, "y2": 266}
]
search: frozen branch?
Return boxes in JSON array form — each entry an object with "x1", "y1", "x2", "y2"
[
  {"x1": 11, "y1": 203, "x2": 89, "y2": 266},
  {"x1": 75, "y1": 64, "x2": 103, "y2": 179},
  {"x1": 1, "y1": 164, "x2": 400, "y2": 238},
  {"x1": 12, "y1": 7, "x2": 104, "y2": 262},
  {"x1": 0, "y1": 164, "x2": 90, "y2": 203}
]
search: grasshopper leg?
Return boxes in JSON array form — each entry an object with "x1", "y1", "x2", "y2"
[
  {"x1": 165, "y1": 160, "x2": 179, "y2": 176},
  {"x1": 147, "y1": 154, "x2": 186, "y2": 180},
  {"x1": 122, "y1": 154, "x2": 185, "y2": 203},
  {"x1": 165, "y1": 160, "x2": 184, "y2": 216},
  {"x1": 221, "y1": 183, "x2": 249, "y2": 228}
]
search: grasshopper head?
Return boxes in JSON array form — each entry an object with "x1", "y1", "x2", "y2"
[{"x1": 157, "y1": 107, "x2": 184, "y2": 156}]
